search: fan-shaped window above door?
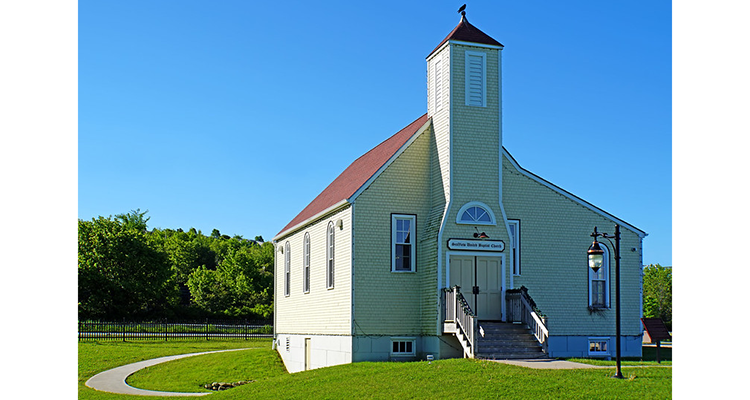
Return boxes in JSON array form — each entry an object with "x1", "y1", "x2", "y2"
[{"x1": 456, "y1": 202, "x2": 496, "y2": 225}]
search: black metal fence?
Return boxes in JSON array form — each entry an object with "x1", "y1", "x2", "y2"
[{"x1": 78, "y1": 320, "x2": 273, "y2": 341}]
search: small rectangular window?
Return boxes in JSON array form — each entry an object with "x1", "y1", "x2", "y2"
[
  {"x1": 588, "y1": 338, "x2": 610, "y2": 356},
  {"x1": 390, "y1": 338, "x2": 416, "y2": 356},
  {"x1": 392, "y1": 214, "x2": 416, "y2": 272}
]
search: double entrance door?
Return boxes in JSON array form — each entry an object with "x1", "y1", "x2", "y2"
[{"x1": 449, "y1": 255, "x2": 503, "y2": 320}]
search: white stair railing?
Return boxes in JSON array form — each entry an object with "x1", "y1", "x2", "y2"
[
  {"x1": 506, "y1": 286, "x2": 549, "y2": 354},
  {"x1": 443, "y1": 286, "x2": 477, "y2": 358}
]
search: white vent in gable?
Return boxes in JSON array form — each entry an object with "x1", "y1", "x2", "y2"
[
  {"x1": 434, "y1": 59, "x2": 443, "y2": 111},
  {"x1": 466, "y1": 51, "x2": 486, "y2": 107}
]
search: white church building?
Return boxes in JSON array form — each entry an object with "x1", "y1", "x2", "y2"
[{"x1": 272, "y1": 11, "x2": 646, "y2": 373}]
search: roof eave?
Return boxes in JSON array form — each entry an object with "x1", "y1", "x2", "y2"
[
  {"x1": 272, "y1": 199, "x2": 351, "y2": 242},
  {"x1": 502, "y1": 147, "x2": 648, "y2": 238}
]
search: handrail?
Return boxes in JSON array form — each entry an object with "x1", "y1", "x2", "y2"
[
  {"x1": 444, "y1": 286, "x2": 477, "y2": 358},
  {"x1": 506, "y1": 286, "x2": 548, "y2": 353}
]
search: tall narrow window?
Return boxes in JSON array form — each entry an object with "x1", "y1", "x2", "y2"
[
  {"x1": 589, "y1": 244, "x2": 610, "y2": 308},
  {"x1": 465, "y1": 51, "x2": 486, "y2": 107},
  {"x1": 326, "y1": 222, "x2": 335, "y2": 289},
  {"x1": 508, "y1": 220, "x2": 520, "y2": 275},
  {"x1": 284, "y1": 242, "x2": 291, "y2": 297},
  {"x1": 303, "y1": 232, "x2": 310, "y2": 293},
  {"x1": 392, "y1": 214, "x2": 416, "y2": 272},
  {"x1": 434, "y1": 59, "x2": 443, "y2": 111}
]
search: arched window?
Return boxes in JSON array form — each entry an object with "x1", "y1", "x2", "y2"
[
  {"x1": 326, "y1": 222, "x2": 335, "y2": 289},
  {"x1": 303, "y1": 232, "x2": 310, "y2": 293},
  {"x1": 456, "y1": 201, "x2": 496, "y2": 225},
  {"x1": 588, "y1": 244, "x2": 610, "y2": 308},
  {"x1": 284, "y1": 242, "x2": 291, "y2": 297}
]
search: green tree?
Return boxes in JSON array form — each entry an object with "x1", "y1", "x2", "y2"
[
  {"x1": 643, "y1": 263, "x2": 672, "y2": 330},
  {"x1": 115, "y1": 208, "x2": 150, "y2": 231},
  {"x1": 78, "y1": 216, "x2": 173, "y2": 319},
  {"x1": 186, "y1": 241, "x2": 274, "y2": 318}
]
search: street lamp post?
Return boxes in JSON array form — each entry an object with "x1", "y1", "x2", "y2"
[{"x1": 587, "y1": 225, "x2": 623, "y2": 379}]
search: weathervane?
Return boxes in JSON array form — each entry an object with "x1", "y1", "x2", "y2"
[{"x1": 458, "y1": 4, "x2": 466, "y2": 17}]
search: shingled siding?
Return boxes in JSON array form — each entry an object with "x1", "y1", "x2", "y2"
[
  {"x1": 427, "y1": 43, "x2": 451, "y2": 202},
  {"x1": 438, "y1": 43, "x2": 513, "y2": 299},
  {"x1": 353, "y1": 128, "x2": 434, "y2": 336},
  {"x1": 275, "y1": 206, "x2": 352, "y2": 335},
  {"x1": 501, "y1": 154, "x2": 643, "y2": 337}
]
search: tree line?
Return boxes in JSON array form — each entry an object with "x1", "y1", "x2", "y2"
[
  {"x1": 78, "y1": 209, "x2": 274, "y2": 321},
  {"x1": 642, "y1": 263, "x2": 672, "y2": 331}
]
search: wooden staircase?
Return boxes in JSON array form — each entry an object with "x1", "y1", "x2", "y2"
[{"x1": 474, "y1": 322, "x2": 547, "y2": 360}]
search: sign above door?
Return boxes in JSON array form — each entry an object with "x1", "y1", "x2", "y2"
[{"x1": 447, "y1": 238, "x2": 505, "y2": 252}]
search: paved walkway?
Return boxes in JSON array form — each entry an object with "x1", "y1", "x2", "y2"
[
  {"x1": 491, "y1": 358, "x2": 672, "y2": 369},
  {"x1": 85, "y1": 348, "x2": 249, "y2": 397},
  {"x1": 492, "y1": 359, "x2": 610, "y2": 369}
]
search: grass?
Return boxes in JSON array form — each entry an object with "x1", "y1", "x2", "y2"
[
  {"x1": 79, "y1": 340, "x2": 671, "y2": 399},
  {"x1": 570, "y1": 346, "x2": 672, "y2": 366},
  {"x1": 78, "y1": 339, "x2": 270, "y2": 400}
]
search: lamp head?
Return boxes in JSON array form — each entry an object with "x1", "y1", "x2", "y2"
[{"x1": 587, "y1": 240, "x2": 604, "y2": 272}]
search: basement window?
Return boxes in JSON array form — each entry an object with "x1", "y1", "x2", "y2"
[
  {"x1": 391, "y1": 338, "x2": 416, "y2": 356},
  {"x1": 588, "y1": 338, "x2": 610, "y2": 356}
]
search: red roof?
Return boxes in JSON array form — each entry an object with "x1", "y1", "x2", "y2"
[
  {"x1": 428, "y1": 15, "x2": 503, "y2": 58},
  {"x1": 276, "y1": 113, "x2": 430, "y2": 238}
]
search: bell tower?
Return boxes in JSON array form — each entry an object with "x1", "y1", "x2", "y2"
[{"x1": 426, "y1": 11, "x2": 504, "y2": 212}]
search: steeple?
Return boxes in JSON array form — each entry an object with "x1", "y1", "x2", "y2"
[
  {"x1": 427, "y1": 11, "x2": 503, "y2": 59},
  {"x1": 426, "y1": 9, "x2": 505, "y2": 229}
]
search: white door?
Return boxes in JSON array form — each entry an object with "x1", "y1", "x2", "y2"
[{"x1": 449, "y1": 255, "x2": 502, "y2": 320}]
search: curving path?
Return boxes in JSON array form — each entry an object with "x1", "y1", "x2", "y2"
[{"x1": 86, "y1": 348, "x2": 249, "y2": 397}]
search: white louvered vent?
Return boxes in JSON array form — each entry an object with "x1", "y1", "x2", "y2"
[
  {"x1": 466, "y1": 52, "x2": 485, "y2": 107},
  {"x1": 434, "y1": 59, "x2": 442, "y2": 111}
]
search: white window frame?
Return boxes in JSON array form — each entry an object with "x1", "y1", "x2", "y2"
[
  {"x1": 284, "y1": 242, "x2": 291, "y2": 297},
  {"x1": 390, "y1": 337, "x2": 416, "y2": 356},
  {"x1": 391, "y1": 214, "x2": 416, "y2": 273},
  {"x1": 456, "y1": 201, "x2": 496, "y2": 225},
  {"x1": 465, "y1": 51, "x2": 486, "y2": 107},
  {"x1": 303, "y1": 232, "x2": 310, "y2": 294},
  {"x1": 588, "y1": 244, "x2": 610, "y2": 308},
  {"x1": 508, "y1": 219, "x2": 520, "y2": 275},
  {"x1": 588, "y1": 337, "x2": 610, "y2": 356},
  {"x1": 326, "y1": 222, "x2": 335, "y2": 289}
]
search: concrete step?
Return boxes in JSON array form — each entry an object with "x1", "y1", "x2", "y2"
[
  {"x1": 479, "y1": 345, "x2": 543, "y2": 352},
  {"x1": 476, "y1": 352, "x2": 547, "y2": 360},
  {"x1": 474, "y1": 322, "x2": 545, "y2": 360}
]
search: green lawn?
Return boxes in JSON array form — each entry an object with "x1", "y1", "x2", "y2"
[{"x1": 79, "y1": 340, "x2": 671, "y2": 399}]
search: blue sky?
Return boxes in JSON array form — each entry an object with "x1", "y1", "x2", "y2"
[{"x1": 77, "y1": 0, "x2": 671, "y2": 266}]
